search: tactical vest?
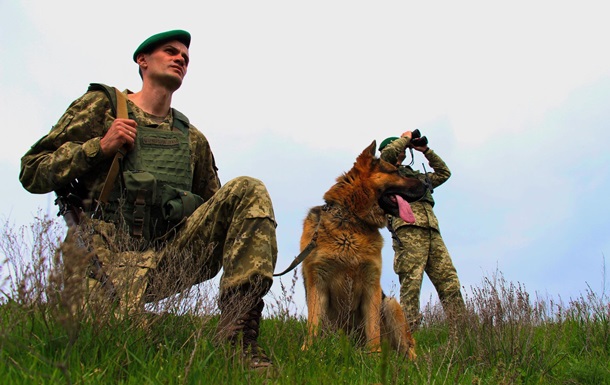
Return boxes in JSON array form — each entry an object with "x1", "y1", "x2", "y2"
[{"x1": 88, "y1": 83, "x2": 204, "y2": 242}]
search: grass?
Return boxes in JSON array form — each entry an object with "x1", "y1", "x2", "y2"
[{"x1": 1, "y1": 214, "x2": 609, "y2": 384}]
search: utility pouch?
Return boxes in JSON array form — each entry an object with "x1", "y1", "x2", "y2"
[
  {"x1": 122, "y1": 171, "x2": 157, "y2": 240},
  {"x1": 161, "y1": 186, "x2": 204, "y2": 223}
]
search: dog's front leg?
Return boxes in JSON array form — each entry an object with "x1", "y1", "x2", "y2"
[
  {"x1": 364, "y1": 285, "x2": 383, "y2": 352},
  {"x1": 302, "y1": 278, "x2": 328, "y2": 351}
]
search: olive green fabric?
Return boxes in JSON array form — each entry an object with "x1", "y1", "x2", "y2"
[
  {"x1": 103, "y1": 120, "x2": 198, "y2": 241},
  {"x1": 133, "y1": 30, "x2": 191, "y2": 62},
  {"x1": 378, "y1": 136, "x2": 399, "y2": 152}
]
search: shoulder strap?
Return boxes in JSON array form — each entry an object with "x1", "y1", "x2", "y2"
[
  {"x1": 115, "y1": 89, "x2": 128, "y2": 119},
  {"x1": 88, "y1": 83, "x2": 121, "y2": 118},
  {"x1": 171, "y1": 108, "x2": 190, "y2": 134},
  {"x1": 93, "y1": 85, "x2": 129, "y2": 213}
]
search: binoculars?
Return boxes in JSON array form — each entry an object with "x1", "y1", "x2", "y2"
[{"x1": 411, "y1": 129, "x2": 428, "y2": 147}]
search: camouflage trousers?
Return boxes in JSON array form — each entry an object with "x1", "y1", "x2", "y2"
[
  {"x1": 78, "y1": 176, "x2": 278, "y2": 313},
  {"x1": 392, "y1": 225, "x2": 465, "y2": 330}
]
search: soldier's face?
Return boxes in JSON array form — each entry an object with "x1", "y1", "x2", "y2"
[{"x1": 141, "y1": 41, "x2": 190, "y2": 90}]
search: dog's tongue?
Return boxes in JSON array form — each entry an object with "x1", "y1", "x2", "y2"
[{"x1": 395, "y1": 194, "x2": 416, "y2": 223}]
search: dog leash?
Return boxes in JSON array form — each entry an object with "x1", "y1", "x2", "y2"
[
  {"x1": 386, "y1": 217, "x2": 404, "y2": 248},
  {"x1": 272, "y1": 234, "x2": 318, "y2": 277},
  {"x1": 272, "y1": 207, "x2": 324, "y2": 277}
]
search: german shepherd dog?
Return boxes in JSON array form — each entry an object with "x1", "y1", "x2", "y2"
[{"x1": 300, "y1": 140, "x2": 426, "y2": 359}]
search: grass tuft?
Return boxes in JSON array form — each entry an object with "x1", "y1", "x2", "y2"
[{"x1": 1, "y1": 214, "x2": 609, "y2": 384}]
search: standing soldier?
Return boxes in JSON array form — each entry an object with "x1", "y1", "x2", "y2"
[
  {"x1": 19, "y1": 30, "x2": 277, "y2": 372},
  {"x1": 379, "y1": 131, "x2": 466, "y2": 331}
]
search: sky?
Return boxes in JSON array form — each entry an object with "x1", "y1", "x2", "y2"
[{"x1": 1, "y1": 1, "x2": 609, "y2": 317}]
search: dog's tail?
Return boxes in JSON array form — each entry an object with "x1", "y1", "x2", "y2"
[{"x1": 381, "y1": 293, "x2": 417, "y2": 360}]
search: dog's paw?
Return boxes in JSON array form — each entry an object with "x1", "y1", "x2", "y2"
[
  {"x1": 367, "y1": 345, "x2": 382, "y2": 354},
  {"x1": 407, "y1": 347, "x2": 417, "y2": 360}
]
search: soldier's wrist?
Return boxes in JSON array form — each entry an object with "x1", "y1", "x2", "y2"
[{"x1": 83, "y1": 137, "x2": 104, "y2": 163}]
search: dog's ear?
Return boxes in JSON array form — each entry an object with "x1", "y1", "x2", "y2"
[
  {"x1": 365, "y1": 140, "x2": 377, "y2": 157},
  {"x1": 355, "y1": 140, "x2": 378, "y2": 168}
]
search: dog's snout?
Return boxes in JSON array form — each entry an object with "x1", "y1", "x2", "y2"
[{"x1": 404, "y1": 178, "x2": 427, "y2": 203}]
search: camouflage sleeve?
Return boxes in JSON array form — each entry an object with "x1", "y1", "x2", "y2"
[
  {"x1": 19, "y1": 91, "x2": 114, "y2": 194},
  {"x1": 380, "y1": 136, "x2": 410, "y2": 164},
  {"x1": 423, "y1": 149, "x2": 451, "y2": 188},
  {"x1": 188, "y1": 126, "x2": 221, "y2": 201}
]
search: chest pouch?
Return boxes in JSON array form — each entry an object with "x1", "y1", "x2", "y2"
[
  {"x1": 121, "y1": 170, "x2": 157, "y2": 241},
  {"x1": 161, "y1": 186, "x2": 205, "y2": 223}
]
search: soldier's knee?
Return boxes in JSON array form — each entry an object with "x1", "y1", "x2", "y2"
[
  {"x1": 437, "y1": 281, "x2": 463, "y2": 303},
  {"x1": 224, "y1": 175, "x2": 263, "y2": 190},
  {"x1": 229, "y1": 177, "x2": 272, "y2": 200}
]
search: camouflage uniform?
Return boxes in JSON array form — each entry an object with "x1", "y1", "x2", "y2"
[
  {"x1": 381, "y1": 137, "x2": 465, "y2": 329},
  {"x1": 20, "y1": 88, "x2": 278, "y2": 311}
]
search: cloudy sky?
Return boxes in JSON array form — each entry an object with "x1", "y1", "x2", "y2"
[{"x1": 1, "y1": 1, "x2": 609, "y2": 316}]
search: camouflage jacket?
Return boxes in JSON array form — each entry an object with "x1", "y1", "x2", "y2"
[
  {"x1": 19, "y1": 87, "x2": 221, "y2": 211},
  {"x1": 380, "y1": 136, "x2": 451, "y2": 232}
]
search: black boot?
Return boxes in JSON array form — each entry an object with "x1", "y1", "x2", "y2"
[{"x1": 216, "y1": 283, "x2": 273, "y2": 371}]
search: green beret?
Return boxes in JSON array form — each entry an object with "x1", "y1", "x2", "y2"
[
  {"x1": 133, "y1": 30, "x2": 191, "y2": 62},
  {"x1": 379, "y1": 136, "x2": 399, "y2": 152}
]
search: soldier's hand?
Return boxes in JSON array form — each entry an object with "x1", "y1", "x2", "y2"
[
  {"x1": 401, "y1": 130, "x2": 412, "y2": 139},
  {"x1": 100, "y1": 118, "x2": 138, "y2": 156},
  {"x1": 414, "y1": 145, "x2": 429, "y2": 153}
]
